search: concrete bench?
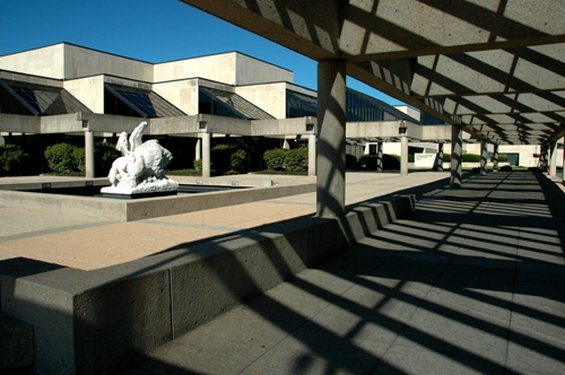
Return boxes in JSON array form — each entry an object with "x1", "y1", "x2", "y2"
[
  {"x1": 0, "y1": 315, "x2": 34, "y2": 371},
  {"x1": 0, "y1": 195, "x2": 414, "y2": 375}
]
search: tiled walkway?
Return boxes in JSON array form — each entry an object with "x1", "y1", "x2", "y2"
[{"x1": 124, "y1": 172, "x2": 565, "y2": 374}]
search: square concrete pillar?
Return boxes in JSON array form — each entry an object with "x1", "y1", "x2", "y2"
[
  {"x1": 480, "y1": 140, "x2": 488, "y2": 175},
  {"x1": 201, "y1": 132, "x2": 211, "y2": 178},
  {"x1": 451, "y1": 125, "x2": 463, "y2": 187},
  {"x1": 84, "y1": 129, "x2": 95, "y2": 178},
  {"x1": 376, "y1": 141, "x2": 383, "y2": 172},
  {"x1": 550, "y1": 141, "x2": 558, "y2": 176},
  {"x1": 433, "y1": 143, "x2": 444, "y2": 171},
  {"x1": 400, "y1": 135, "x2": 409, "y2": 176},
  {"x1": 492, "y1": 143, "x2": 499, "y2": 172},
  {"x1": 316, "y1": 60, "x2": 346, "y2": 218},
  {"x1": 308, "y1": 133, "x2": 316, "y2": 176}
]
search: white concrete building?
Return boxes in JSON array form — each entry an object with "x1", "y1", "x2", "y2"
[{"x1": 1, "y1": 43, "x2": 562, "y2": 179}]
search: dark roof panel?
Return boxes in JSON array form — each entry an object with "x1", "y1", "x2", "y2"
[
  {"x1": 199, "y1": 86, "x2": 274, "y2": 120},
  {"x1": 105, "y1": 83, "x2": 185, "y2": 118},
  {"x1": 0, "y1": 79, "x2": 91, "y2": 115}
]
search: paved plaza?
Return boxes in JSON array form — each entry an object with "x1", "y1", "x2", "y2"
[
  {"x1": 0, "y1": 172, "x2": 448, "y2": 270},
  {"x1": 1, "y1": 171, "x2": 564, "y2": 374}
]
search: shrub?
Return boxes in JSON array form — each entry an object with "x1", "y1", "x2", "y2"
[
  {"x1": 44, "y1": 143, "x2": 85, "y2": 176},
  {"x1": 346, "y1": 154, "x2": 359, "y2": 169},
  {"x1": 95, "y1": 141, "x2": 120, "y2": 177},
  {"x1": 230, "y1": 149, "x2": 248, "y2": 173},
  {"x1": 262, "y1": 147, "x2": 308, "y2": 174},
  {"x1": 193, "y1": 159, "x2": 202, "y2": 172},
  {"x1": 210, "y1": 144, "x2": 248, "y2": 174},
  {"x1": 0, "y1": 144, "x2": 32, "y2": 176},
  {"x1": 285, "y1": 147, "x2": 308, "y2": 173},
  {"x1": 462, "y1": 153, "x2": 481, "y2": 162},
  {"x1": 211, "y1": 143, "x2": 233, "y2": 173},
  {"x1": 263, "y1": 148, "x2": 287, "y2": 171}
]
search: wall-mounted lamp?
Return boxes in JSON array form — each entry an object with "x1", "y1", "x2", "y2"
[
  {"x1": 305, "y1": 116, "x2": 315, "y2": 132},
  {"x1": 197, "y1": 114, "x2": 207, "y2": 131},
  {"x1": 398, "y1": 120, "x2": 407, "y2": 136}
]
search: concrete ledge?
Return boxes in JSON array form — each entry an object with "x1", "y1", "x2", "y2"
[
  {"x1": 0, "y1": 182, "x2": 316, "y2": 222},
  {"x1": 0, "y1": 195, "x2": 414, "y2": 375},
  {"x1": 0, "y1": 315, "x2": 34, "y2": 371}
]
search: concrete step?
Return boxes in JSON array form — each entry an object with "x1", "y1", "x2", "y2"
[{"x1": 0, "y1": 315, "x2": 34, "y2": 371}]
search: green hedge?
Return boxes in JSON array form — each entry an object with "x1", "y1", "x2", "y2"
[
  {"x1": 263, "y1": 147, "x2": 308, "y2": 173},
  {"x1": 462, "y1": 153, "x2": 481, "y2": 162},
  {"x1": 0, "y1": 144, "x2": 33, "y2": 176},
  {"x1": 211, "y1": 143, "x2": 248, "y2": 174},
  {"x1": 95, "y1": 141, "x2": 121, "y2": 176},
  {"x1": 44, "y1": 143, "x2": 85, "y2": 176}
]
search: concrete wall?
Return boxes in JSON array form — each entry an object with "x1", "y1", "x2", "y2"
[
  {"x1": 0, "y1": 195, "x2": 414, "y2": 375},
  {"x1": 0, "y1": 44, "x2": 66, "y2": 79},
  {"x1": 235, "y1": 53, "x2": 293, "y2": 85},
  {"x1": 0, "y1": 44, "x2": 153, "y2": 81},
  {"x1": 64, "y1": 44, "x2": 153, "y2": 81},
  {"x1": 154, "y1": 52, "x2": 237, "y2": 84},
  {"x1": 464, "y1": 143, "x2": 563, "y2": 167},
  {"x1": 0, "y1": 182, "x2": 317, "y2": 222},
  {"x1": 64, "y1": 76, "x2": 105, "y2": 113},
  {"x1": 236, "y1": 82, "x2": 288, "y2": 118},
  {"x1": 153, "y1": 79, "x2": 199, "y2": 115}
]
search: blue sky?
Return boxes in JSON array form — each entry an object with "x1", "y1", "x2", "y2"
[{"x1": 0, "y1": 0, "x2": 403, "y2": 105}]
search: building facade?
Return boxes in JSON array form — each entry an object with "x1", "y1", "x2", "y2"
[{"x1": 1, "y1": 43, "x2": 561, "y2": 178}]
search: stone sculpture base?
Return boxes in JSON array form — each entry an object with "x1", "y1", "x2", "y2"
[{"x1": 101, "y1": 178, "x2": 179, "y2": 199}]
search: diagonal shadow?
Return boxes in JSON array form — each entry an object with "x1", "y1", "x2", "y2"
[{"x1": 125, "y1": 171, "x2": 564, "y2": 374}]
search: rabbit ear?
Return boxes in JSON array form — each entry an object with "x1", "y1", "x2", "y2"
[
  {"x1": 116, "y1": 132, "x2": 129, "y2": 155},
  {"x1": 129, "y1": 121, "x2": 148, "y2": 152}
]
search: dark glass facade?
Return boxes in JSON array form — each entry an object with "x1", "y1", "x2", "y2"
[
  {"x1": 285, "y1": 88, "x2": 415, "y2": 122},
  {"x1": 198, "y1": 87, "x2": 273, "y2": 120},
  {"x1": 0, "y1": 79, "x2": 90, "y2": 116},
  {"x1": 104, "y1": 84, "x2": 185, "y2": 118}
]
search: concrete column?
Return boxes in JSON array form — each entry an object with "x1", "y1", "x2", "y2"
[
  {"x1": 549, "y1": 141, "x2": 558, "y2": 176},
  {"x1": 201, "y1": 132, "x2": 211, "y2": 178},
  {"x1": 84, "y1": 129, "x2": 95, "y2": 178},
  {"x1": 283, "y1": 139, "x2": 290, "y2": 150},
  {"x1": 376, "y1": 141, "x2": 383, "y2": 172},
  {"x1": 308, "y1": 133, "x2": 316, "y2": 176},
  {"x1": 195, "y1": 138, "x2": 201, "y2": 161},
  {"x1": 400, "y1": 135, "x2": 409, "y2": 176},
  {"x1": 363, "y1": 142, "x2": 370, "y2": 155},
  {"x1": 540, "y1": 144, "x2": 548, "y2": 171},
  {"x1": 480, "y1": 140, "x2": 488, "y2": 175},
  {"x1": 493, "y1": 143, "x2": 499, "y2": 172},
  {"x1": 316, "y1": 59, "x2": 346, "y2": 218},
  {"x1": 450, "y1": 125, "x2": 463, "y2": 187},
  {"x1": 562, "y1": 139, "x2": 565, "y2": 182},
  {"x1": 433, "y1": 142, "x2": 444, "y2": 171}
]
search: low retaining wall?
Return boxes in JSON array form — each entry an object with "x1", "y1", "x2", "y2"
[
  {"x1": 0, "y1": 195, "x2": 414, "y2": 375},
  {"x1": 0, "y1": 182, "x2": 316, "y2": 222}
]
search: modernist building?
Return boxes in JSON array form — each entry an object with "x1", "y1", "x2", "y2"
[
  {"x1": 1, "y1": 43, "x2": 560, "y2": 178},
  {"x1": 0, "y1": 42, "x2": 424, "y2": 177}
]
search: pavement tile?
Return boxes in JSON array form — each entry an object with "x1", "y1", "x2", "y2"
[
  {"x1": 246, "y1": 324, "x2": 384, "y2": 375},
  {"x1": 374, "y1": 343, "x2": 506, "y2": 375},
  {"x1": 395, "y1": 303, "x2": 509, "y2": 363}
]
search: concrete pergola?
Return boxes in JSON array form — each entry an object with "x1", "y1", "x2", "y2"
[
  {"x1": 3, "y1": 111, "x2": 454, "y2": 181},
  {"x1": 182, "y1": 0, "x2": 565, "y2": 217}
]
